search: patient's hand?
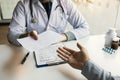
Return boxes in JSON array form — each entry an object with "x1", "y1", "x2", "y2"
[{"x1": 57, "y1": 43, "x2": 90, "y2": 70}]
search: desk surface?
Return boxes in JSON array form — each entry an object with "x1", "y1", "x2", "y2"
[{"x1": 0, "y1": 35, "x2": 120, "y2": 80}]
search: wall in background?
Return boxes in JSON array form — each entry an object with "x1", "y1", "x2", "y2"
[
  {"x1": 0, "y1": 0, "x2": 19, "y2": 19},
  {"x1": 0, "y1": 0, "x2": 120, "y2": 35},
  {"x1": 72, "y1": 0, "x2": 120, "y2": 35}
]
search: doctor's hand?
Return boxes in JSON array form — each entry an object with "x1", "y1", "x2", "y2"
[
  {"x1": 53, "y1": 34, "x2": 67, "y2": 44},
  {"x1": 19, "y1": 30, "x2": 39, "y2": 40},
  {"x1": 29, "y1": 30, "x2": 39, "y2": 40},
  {"x1": 57, "y1": 43, "x2": 90, "y2": 70},
  {"x1": 61, "y1": 34, "x2": 68, "y2": 42}
]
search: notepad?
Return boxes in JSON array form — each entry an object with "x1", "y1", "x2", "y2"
[{"x1": 33, "y1": 43, "x2": 65, "y2": 68}]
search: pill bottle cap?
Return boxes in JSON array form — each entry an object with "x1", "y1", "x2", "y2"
[
  {"x1": 109, "y1": 28, "x2": 116, "y2": 32},
  {"x1": 112, "y1": 37, "x2": 119, "y2": 42}
]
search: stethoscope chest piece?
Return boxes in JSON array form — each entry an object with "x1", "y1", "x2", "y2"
[{"x1": 31, "y1": 18, "x2": 37, "y2": 23}]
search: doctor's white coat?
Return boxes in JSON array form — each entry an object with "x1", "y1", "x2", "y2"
[{"x1": 8, "y1": 0, "x2": 90, "y2": 46}]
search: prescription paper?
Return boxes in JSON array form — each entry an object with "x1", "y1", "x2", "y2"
[{"x1": 17, "y1": 30, "x2": 64, "y2": 51}]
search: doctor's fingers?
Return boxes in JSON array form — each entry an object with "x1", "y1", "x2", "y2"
[{"x1": 30, "y1": 30, "x2": 39, "y2": 40}]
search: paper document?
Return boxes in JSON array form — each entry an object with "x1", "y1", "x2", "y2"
[
  {"x1": 17, "y1": 30, "x2": 64, "y2": 51},
  {"x1": 34, "y1": 43, "x2": 65, "y2": 68}
]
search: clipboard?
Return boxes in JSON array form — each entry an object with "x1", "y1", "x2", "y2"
[{"x1": 33, "y1": 43, "x2": 66, "y2": 68}]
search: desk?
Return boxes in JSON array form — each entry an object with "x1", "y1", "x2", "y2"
[{"x1": 0, "y1": 35, "x2": 120, "y2": 80}]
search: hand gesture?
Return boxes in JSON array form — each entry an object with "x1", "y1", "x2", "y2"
[{"x1": 57, "y1": 43, "x2": 90, "y2": 70}]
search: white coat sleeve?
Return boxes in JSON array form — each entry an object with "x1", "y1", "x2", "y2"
[
  {"x1": 7, "y1": 1, "x2": 26, "y2": 46},
  {"x1": 82, "y1": 60, "x2": 120, "y2": 80},
  {"x1": 64, "y1": 0, "x2": 90, "y2": 40}
]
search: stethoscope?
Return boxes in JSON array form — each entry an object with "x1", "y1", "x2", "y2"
[
  {"x1": 30, "y1": 0, "x2": 36, "y2": 23},
  {"x1": 30, "y1": 0, "x2": 64, "y2": 23}
]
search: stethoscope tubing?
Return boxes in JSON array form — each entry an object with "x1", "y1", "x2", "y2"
[{"x1": 30, "y1": 0, "x2": 64, "y2": 23}]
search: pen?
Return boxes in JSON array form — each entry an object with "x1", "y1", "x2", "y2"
[{"x1": 21, "y1": 52, "x2": 30, "y2": 64}]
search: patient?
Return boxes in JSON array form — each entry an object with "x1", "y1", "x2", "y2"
[{"x1": 57, "y1": 43, "x2": 120, "y2": 80}]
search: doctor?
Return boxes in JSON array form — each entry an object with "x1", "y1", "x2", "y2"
[{"x1": 8, "y1": 0, "x2": 89, "y2": 46}]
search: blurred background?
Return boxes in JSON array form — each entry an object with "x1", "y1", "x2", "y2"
[{"x1": 0, "y1": 0, "x2": 120, "y2": 44}]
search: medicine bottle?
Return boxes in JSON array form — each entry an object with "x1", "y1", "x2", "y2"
[
  {"x1": 105, "y1": 28, "x2": 117, "y2": 47},
  {"x1": 111, "y1": 37, "x2": 119, "y2": 50}
]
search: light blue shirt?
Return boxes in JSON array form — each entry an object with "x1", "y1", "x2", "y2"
[
  {"x1": 82, "y1": 60, "x2": 120, "y2": 80},
  {"x1": 8, "y1": 0, "x2": 89, "y2": 46}
]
